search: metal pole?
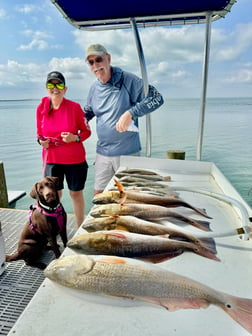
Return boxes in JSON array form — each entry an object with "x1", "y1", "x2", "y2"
[
  {"x1": 196, "y1": 12, "x2": 212, "y2": 160},
  {"x1": 130, "y1": 18, "x2": 151, "y2": 157}
]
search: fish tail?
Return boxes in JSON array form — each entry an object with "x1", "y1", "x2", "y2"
[
  {"x1": 222, "y1": 294, "x2": 252, "y2": 333},
  {"x1": 194, "y1": 244, "x2": 220, "y2": 261},
  {"x1": 192, "y1": 207, "x2": 212, "y2": 219},
  {"x1": 197, "y1": 237, "x2": 218, "y2": 254},
  {"x1": 193, "y1": 220, "x2": 211, "y2": 231}
]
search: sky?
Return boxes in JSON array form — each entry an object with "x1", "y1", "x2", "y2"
[{"x1": 0, "y1": 0, "x2": 251, "y2": 100}]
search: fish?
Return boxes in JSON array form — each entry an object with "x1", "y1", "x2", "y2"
[
  {"x1": 89, "y1": 203, "x2": 211, "y2": 231},
  {"x1": 115, "y1": 172, "x2": 171, "y2": 182},
  {"x1": 117, "y1": 168, "x2": 164, "y2": 176},
  {"x1": 67, "y1": 230, "x2": 219, "y2": 262},
  {"x1": 108, "y1": 185, "x2": 179, "y2": 197},
  {"x1": 118, "y1": 175, "x2": 170, "y2": 183},
  {"x1": 118, "y1": 177, "x2": 173, "y2": 189},
  {"x1": 82, "y1": 215, "x2": 216, "y2": 253},
  {"x1": 44, "y1": 254, "x2": 252, "y2": 334},
  {"x1": 92, "y1": 179, "x2": 211, "y2": 219}
]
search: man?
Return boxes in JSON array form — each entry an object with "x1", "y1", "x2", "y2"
[{"x1": 84, "y1": 44, "x2": 164, "y2": 194}]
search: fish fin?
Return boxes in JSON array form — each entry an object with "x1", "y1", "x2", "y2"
[
  {"x1": 97, "y1": 256, "x2": 127, "y2": 264},
  {"x1": 114, "y1": 179, "x2": 124, "y2": 193},
  {"x1": 222, "y1": 294, "x2": 252, "y2": 333},
  {"x1": 157, "y1": 234, "x2": 170, "y2": 239},
  {"x1": 114, "y1": 225, "x2": 129, "y2": 232},
  {"x1": 106, "y1": 231, "x2": 127, "y2": 239},
  {"x1": 137, "y1": 251, "x2": 183, "y2": 263},
  {"x1": 139, "y1": 296, "x2": 209, "y2": 311},
  {"x1": 118, "y1": 193, "x2": 127, "y2": 205}
]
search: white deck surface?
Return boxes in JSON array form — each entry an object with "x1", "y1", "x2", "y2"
[{"x1": 7, "y1": 157, "x2": 252, "y2": 336}]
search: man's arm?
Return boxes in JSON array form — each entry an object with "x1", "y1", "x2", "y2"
[{"x1": 116, "y1": 85, "x2": 164, "y2": 132}]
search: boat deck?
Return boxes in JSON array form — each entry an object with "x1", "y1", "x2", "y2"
[
  {"x1": 0, "y1": 208, "x2": 77, "y2": 336},
  {"x1": 3, "y1": 157, "x2": 252, "y2": 336}
]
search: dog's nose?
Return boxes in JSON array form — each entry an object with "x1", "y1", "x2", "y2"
[{"x1": 45, "y1": 191, "x2": 55, "y2": 199}]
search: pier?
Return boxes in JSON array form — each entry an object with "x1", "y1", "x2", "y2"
[{"x1": 0, "y1": 208, "x2": 77, "y2": 336}]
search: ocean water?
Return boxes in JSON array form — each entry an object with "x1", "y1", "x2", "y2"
[{"x1": 0, "y1": 97, "x2": 251, "y2": 215}]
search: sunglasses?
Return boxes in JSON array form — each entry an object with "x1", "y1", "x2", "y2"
[
  {"x1": 46, "y1": 82, "x2": 65, "y2": 90},
  {"x1": 87, "y1": 56, "x2": 104, "y2": 66}
]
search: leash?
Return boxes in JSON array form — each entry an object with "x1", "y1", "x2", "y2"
[
  {"x1": 42, "y1": 149, "x2": 48, "y2": 178},
  {"x1": 38, "y1": 136, "x2": 65, "y2": 178}
]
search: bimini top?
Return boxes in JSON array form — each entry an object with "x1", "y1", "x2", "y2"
[{"x1": 51, "y1": 0, "x2": 236, "y2": 30}]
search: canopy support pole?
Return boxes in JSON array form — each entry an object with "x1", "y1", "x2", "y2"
[
  {"x1": 196, "y1": 11, "x2": 212, "y2": 160},
  {"x1": 130, "y1": 18, "x2": 151, "y2": 157}
]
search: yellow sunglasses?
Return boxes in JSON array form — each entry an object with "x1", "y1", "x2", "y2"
[{"x1": 46, "y1": 82, "x2": 65, "y2": 90}]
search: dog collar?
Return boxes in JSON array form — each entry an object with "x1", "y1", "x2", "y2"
[{"x1": 38, "y1": 201, "x2": 61, "y2": 212}]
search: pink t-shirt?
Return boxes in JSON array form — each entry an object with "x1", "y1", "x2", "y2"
[{"x1": 36, "y1": 97, "x2": 91, "y2": 164}]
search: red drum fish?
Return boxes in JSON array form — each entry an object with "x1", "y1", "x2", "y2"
[
  {"x1": 92, "y1": 179, "x2": 211, "y2": 219},
  {"x1": 67, "y1": 230, "x2": 219, "y2": 262},
  {"x1": 90, "y1": 203, "x2": 211, "y2": 231},
  {"x1": 44, "y1": 254, "x2": 252, "y2": 334},
  {"x1": 82, "y1": 215, "x2": 216, "y2": 253}
]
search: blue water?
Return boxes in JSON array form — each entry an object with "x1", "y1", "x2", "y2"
[{"x1": 0, "y1": 97, "x2": 251, "y2": 214}]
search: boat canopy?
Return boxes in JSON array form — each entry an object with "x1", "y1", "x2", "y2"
[
  {"x1": 51, "y1": 0, "x2": 236, "y2": 30},
  {"x1": 51, "y1": 0, "x2": 236, "y2": 160}
]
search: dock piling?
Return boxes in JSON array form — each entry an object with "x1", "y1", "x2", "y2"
[
  {"x1": 0, "y1": 161, "x2": 9, "y2": 208},
  {"x1": 166, "y1": 150, "x2": 185, "y2": 160}
]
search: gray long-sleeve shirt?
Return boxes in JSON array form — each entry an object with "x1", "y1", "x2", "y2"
[{"x1": 84, "y1": 66, "x2": 164, "y2": 156}]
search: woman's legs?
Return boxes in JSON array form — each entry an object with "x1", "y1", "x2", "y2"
[{"x1": 69, "y1": 190, "x2": 85, "y2": 227}]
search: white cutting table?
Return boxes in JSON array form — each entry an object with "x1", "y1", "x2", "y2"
[{"x1": 7, "y1": 157, "x2": 252, "y2": 336}]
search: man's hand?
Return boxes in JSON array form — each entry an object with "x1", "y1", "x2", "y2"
[{"x1": 116, "y1": 111, "x2": 132, "y2": 132}]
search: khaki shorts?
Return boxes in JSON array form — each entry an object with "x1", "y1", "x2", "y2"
[{"x1": 94, "y1": 152, "x2": 140, "y2": 191}]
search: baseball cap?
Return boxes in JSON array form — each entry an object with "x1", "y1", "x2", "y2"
[
  {"x1": 46, "y1": 71, "x2": 65, "y2": 85},
  {"x1": 85, "y1": 44, "x2": 108, "y2": 60}
]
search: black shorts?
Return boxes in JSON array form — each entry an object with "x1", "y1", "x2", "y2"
[{"x1": 44, "y1": 162, "x2": 88, "y2": 191}]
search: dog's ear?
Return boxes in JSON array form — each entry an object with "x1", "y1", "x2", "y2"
[
  {"x1": 46, "y1": 176, "x2": 59, "y2": 188},
  {"x1": 30, "y1": 183, "x2": 39, "y2": 199}
]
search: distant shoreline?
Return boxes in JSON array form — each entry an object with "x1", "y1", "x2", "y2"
[{"x1": 0, "y1": 97, "x2": 251, "y2": 102}]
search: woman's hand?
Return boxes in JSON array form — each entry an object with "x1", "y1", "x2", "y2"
[
  {"x1": 61, "y1": 132, "x2": 78, "y2": 143},
  {"x1": 39, "y1": 138, "x2": 50, "y2": 148}
]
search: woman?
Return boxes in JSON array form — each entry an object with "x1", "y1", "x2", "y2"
[{"x1": 36, "y1": 71, "x2": 91, "y2": 227}]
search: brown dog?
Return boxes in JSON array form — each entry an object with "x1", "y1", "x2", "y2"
[{"x1": 6, "y1": 177, "x2": 67, "y2": 269}]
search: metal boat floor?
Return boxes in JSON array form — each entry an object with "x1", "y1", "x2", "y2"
[{"x1": 0, "y1": 208, "x2": 77, "y2": 336}]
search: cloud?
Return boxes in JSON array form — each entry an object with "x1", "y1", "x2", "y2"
[
  {"x1": 18, "y1": 39, "x2": 49, "y2": 51},
  {"x1": 15, "y1": 4, "x2": 36, "y2": 14},
  {"x1": 73, "y1": 26, "x2": 205, "y2": 67},
  {"x1": 212, "y1": 22, "x2": 252, "y2": 61},
  {"x1": 1, "y1": 1, "x2": 251, "y2": 100},
  {"x1": 17, "y1": 30, "x2": 61, "y2": 51},
  {"x1": 0, "y1": 8, "x2": 6, "y2": 18},
  {"x1": 224, "y1": 62, "x2": 252, "y2": 84},
  {"x1": 48, "y1": 57, "x2": 86, "y2": 77}
]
